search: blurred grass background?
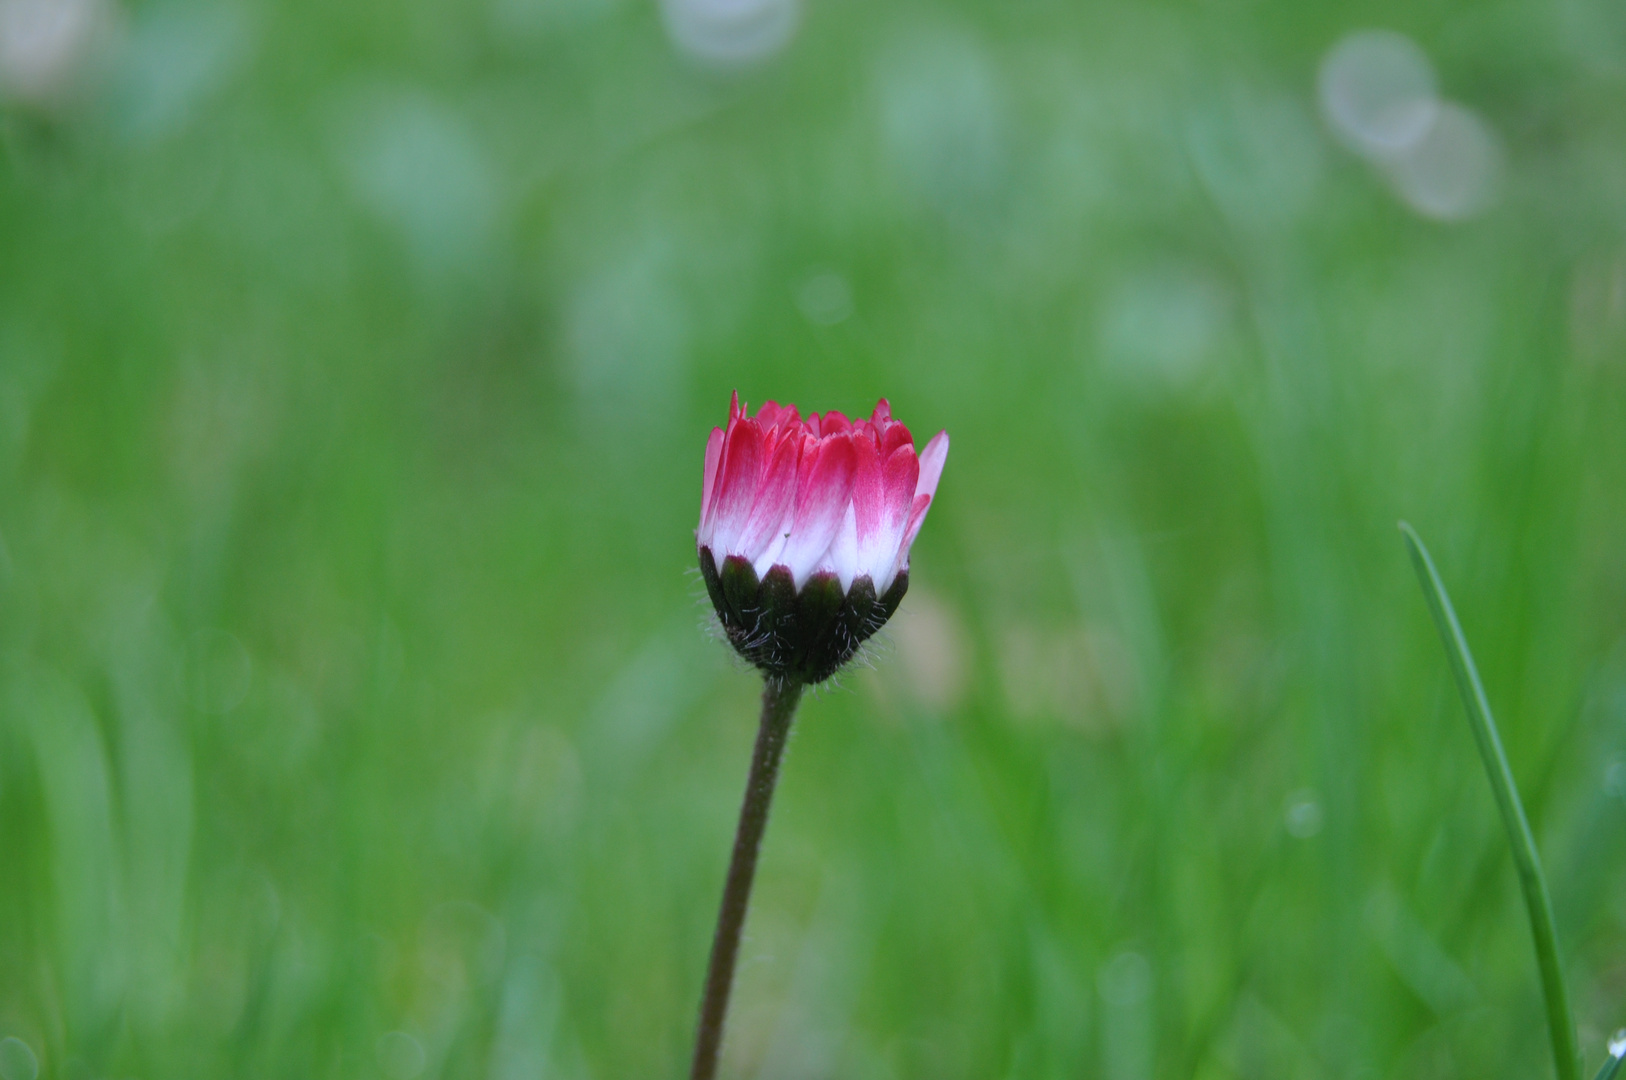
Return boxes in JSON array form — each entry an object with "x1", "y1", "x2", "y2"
[{"x1": 2, "y1": 0, "x2": 1626, "y2": 1076}]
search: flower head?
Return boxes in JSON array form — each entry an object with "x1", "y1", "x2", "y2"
[{"x1": 697, "y1": 392, "x2": 949, "y2": 684}]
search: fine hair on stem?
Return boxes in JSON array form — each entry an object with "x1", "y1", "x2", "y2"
[{"x1": 689, "y1": 676, "x2": 805, "y2": 1080}]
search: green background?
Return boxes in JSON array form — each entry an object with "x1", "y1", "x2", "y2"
[{"x1": 2, "y1": 0, "x2": 1625, "y2": 1076}]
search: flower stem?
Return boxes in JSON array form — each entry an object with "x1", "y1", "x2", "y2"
[
  {"x1": 1401, "y1": 522, "x2": 1580, "y2": 1080},
  {"x1": 689, "y1": 676, "x2": 804, "y2": 1080}
]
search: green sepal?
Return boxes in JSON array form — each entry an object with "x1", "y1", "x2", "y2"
[
  {"x1": 718, "y1": 554, "x2": 762, "y2": 632},
  {"x1": 697, "y1": 546, "x2": 913, "y2": 685}
]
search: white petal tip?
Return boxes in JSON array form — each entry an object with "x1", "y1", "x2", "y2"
[{"x1": 915, "y1": 430, "x2": 950, "y2": 500}]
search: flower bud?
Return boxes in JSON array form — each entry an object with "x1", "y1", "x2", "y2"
[{"x1": 696, "y1": 393, "x2": 949, "y2": 685}]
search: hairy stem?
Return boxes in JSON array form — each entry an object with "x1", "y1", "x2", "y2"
[
  {"x1": 1401, "y1": 522, "x2": 1580, "y2": 1080},
  {"x1": 689, "y1": 676, "x2": 804, "y2": 1080}
]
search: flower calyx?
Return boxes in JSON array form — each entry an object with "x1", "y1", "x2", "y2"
[{"x1": 700, "y1": 547, "x2": 908, "y2": 685}]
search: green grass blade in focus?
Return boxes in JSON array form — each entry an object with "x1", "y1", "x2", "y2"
[
  {"x1": 1400, "y1": 521, "x2": 1581, "y2": 1080},
  {"x1": 1595, "y1": 1035, "x2": 1625, "y2": 1080}
]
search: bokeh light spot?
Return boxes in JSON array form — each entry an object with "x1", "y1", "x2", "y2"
[
  {"x1": 1284, "y1": 791, "x2": 1324, "y2": 838},
  {"x1": 795, "y1": 270, "x2": 853, "y2": 327},
  {"x1": 0, "y1": 0, "x2": 111, "y2": 104},
  {"x1": 566, "y1": 245, "x2": 690, "y2": 432},
  {"x1": 1605, "y1": 760, "x2": 1626, "y2": 799},
  {"x1": 1317, "y1": 30, "x2": 1502, "y2": 222},
  {"x1": 660, "y1": 0, "x2": 798, "y2": 68},
  {"x1": 1380, "y1": 101, "x2": 1503, "y2": 221},
  {"x1": 877, "y1": 29, "x2": 1007, "y2": 216},
  {"x1": 1318, "y1": 30, "x2": 1439, "y2": 157},
  {"x1": 0, "y1": 1037, "x2": 38, "y2": 1080},
  {"x1": 377, "y1": 1031, "x2": 427, "y2": 1080},
  {"x1": 1098, "y1": 266, "x2": 1232, "y2": 389},
  {"x1": 336, "y1": 88, "x2": 502, "y2": 275}
]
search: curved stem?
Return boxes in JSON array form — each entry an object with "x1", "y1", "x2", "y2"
[
  {"x1": 689, "y1": 677, "x2": 804, "y2": 1080},
  {"x1": 1401, "y1": 523, "x2": 1580, "y2": 1080}
]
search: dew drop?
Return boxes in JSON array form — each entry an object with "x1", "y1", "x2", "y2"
[{"x1": 1285, "y1": 791, "x2": 1324, "y2": 838}]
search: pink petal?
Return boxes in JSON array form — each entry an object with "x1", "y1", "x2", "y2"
[
  {"x1": 702, "y1": 397, "x2": 947, "y2": 594},
  {"x1": 895, "y1": 433, "x2": 948, "y2": 580},
  {"x1": 848, "y1": 429, "x2": 883, "y2": 546},
  {"x1": 737, "y1": 430, "x2": 802, "y2": 564},
  {"x1": 780, "y1": 433, "x2": 856, "y2": 587},
  {"x1": 700, "y1": 396, "x2": 749, "y2": 537},
  {"x1": 880, "y1": 443, "x2": 920, "y2": 528},
  {"x1": 698, "y1": 426, "x2": 725, "y2": 539},
  {"x1": 855, "y1": 444, "x2": 918, "y2": 590},
  {"x1": 708, "y1": 417, "x2": 764, "y2": 556},
  {"x1": 879, "y1": 418, "x2": 913, "y2": 456},
  {"x1": 897, "y1": 492, "x2": 934, "y2": 568},
  {"x1": 915, "y1": 430, "x2": 949, "y2": 501},
  {"x1": 814, "y1": 501, "x2": 861, "y2": 592}
]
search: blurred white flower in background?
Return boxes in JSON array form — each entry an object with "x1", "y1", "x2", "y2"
[
  {"x1": 0, "y1": 0, "x2": 114, "y2": 105},
  {"x1": 1379, "y1": 101, "x2": 1503, "y2": 221},
  {"x1": 660, "y1": 0, "x2": 798, "y2": 68},
  {"x1": 1318, "y1": 30, "x2": 1438, "y2": 157},
  {"x1": 1318, "y1": 29, "x2": 1504, "y2": 221}
]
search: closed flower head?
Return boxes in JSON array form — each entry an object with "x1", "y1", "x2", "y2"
[{"x1": 697, "y1": 392, "x2": 949, "y2": 684}]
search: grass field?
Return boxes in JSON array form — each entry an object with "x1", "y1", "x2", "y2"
[{"x1": 2, "y1": 0, "x2": 1626, "y2": 1076}]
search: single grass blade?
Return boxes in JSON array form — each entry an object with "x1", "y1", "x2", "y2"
[
  {"x1": 1594, "y1": 1035, "x2": 1625, "y2": 1080},
  {"x1": 1400, "y1": 522, "x2": 1580, "y2": 1080}
]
